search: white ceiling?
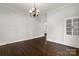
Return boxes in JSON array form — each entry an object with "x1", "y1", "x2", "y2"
[{"x1": 0, "y1": 3, "x2": 69, "y2": 13}]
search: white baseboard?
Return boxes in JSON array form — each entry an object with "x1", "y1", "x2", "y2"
[
  {"x1": 47, "y1": 39, "x2": 64, "y2": 45},
  {"x1": 47, "y1": 39, "x2": 79, "y2": 49},
  {"x1": 0, "y1": 34, "x2": 44, "y2": 46}
]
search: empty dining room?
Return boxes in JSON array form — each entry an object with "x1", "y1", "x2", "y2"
[{"x1": 0, "y1": 3, "x2": 79, "y2": 56}]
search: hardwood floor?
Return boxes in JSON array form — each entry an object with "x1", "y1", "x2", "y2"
[
  {"x1": 0, "y1": 36, "x2": 46, "y2": 56},
  {"x1": 0, "y1": 36, "x2": 79, "y2": 56},
  {"x1": 46, "y1": 41, "x2": 78, "y2": 56}
]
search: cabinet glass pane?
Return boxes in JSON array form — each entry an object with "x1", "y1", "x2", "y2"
[
  {"x1": 66, "y1": 19, "x2": 72, "y2": 24},
  {"x1": 73, "y1": 18, "x2": 79, "y2": 35},
  {"x1": 66, "y1": 19, "x2": 72, "y2": 35},
  {"x1": 66, "y1": 24, "x2": 72, "y2": 28},
  {"x1": 67, "y1": 31, "x2": 72, "y2": 35},
  {"x1": 66, "y1": 28, "x2": 72, "y2": 32},
  {"x1": 73, "y1": 32, "x2": 79, "y2": 35},
  {"x1": 73, "y1": 18, "x2": 79, "y2": 23}
]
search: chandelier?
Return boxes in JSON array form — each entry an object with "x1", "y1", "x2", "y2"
[{"x1": 29, "y1": 3, "x2": 39, "y2": 17}]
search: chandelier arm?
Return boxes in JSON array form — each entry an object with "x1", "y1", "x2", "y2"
[{"x1": 34, "y1": 3, "x2": 35, "y2": 8}]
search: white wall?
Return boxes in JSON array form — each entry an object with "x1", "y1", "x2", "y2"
[
  {"x1": 47, "y1": 4, "x2": 79, "y2": 48},
  {"x1": 0, "y1": 5, "x2": 45, "y2": 45}
]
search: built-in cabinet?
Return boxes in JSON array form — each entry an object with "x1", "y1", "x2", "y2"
[
  {"x1": 66, "y1": 17, "x2": 79, "y2": 36},
  {"x1": 64, "y1": 17, "x2": 79, "y2": 48}
]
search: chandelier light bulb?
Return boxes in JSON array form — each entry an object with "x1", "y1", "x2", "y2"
[
  {"x1": 29, "y1": 10, "x2": 32, "y2": 13},
  {"x1": 32, "y1": 8, "x2": 35, "y2": 11}
]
